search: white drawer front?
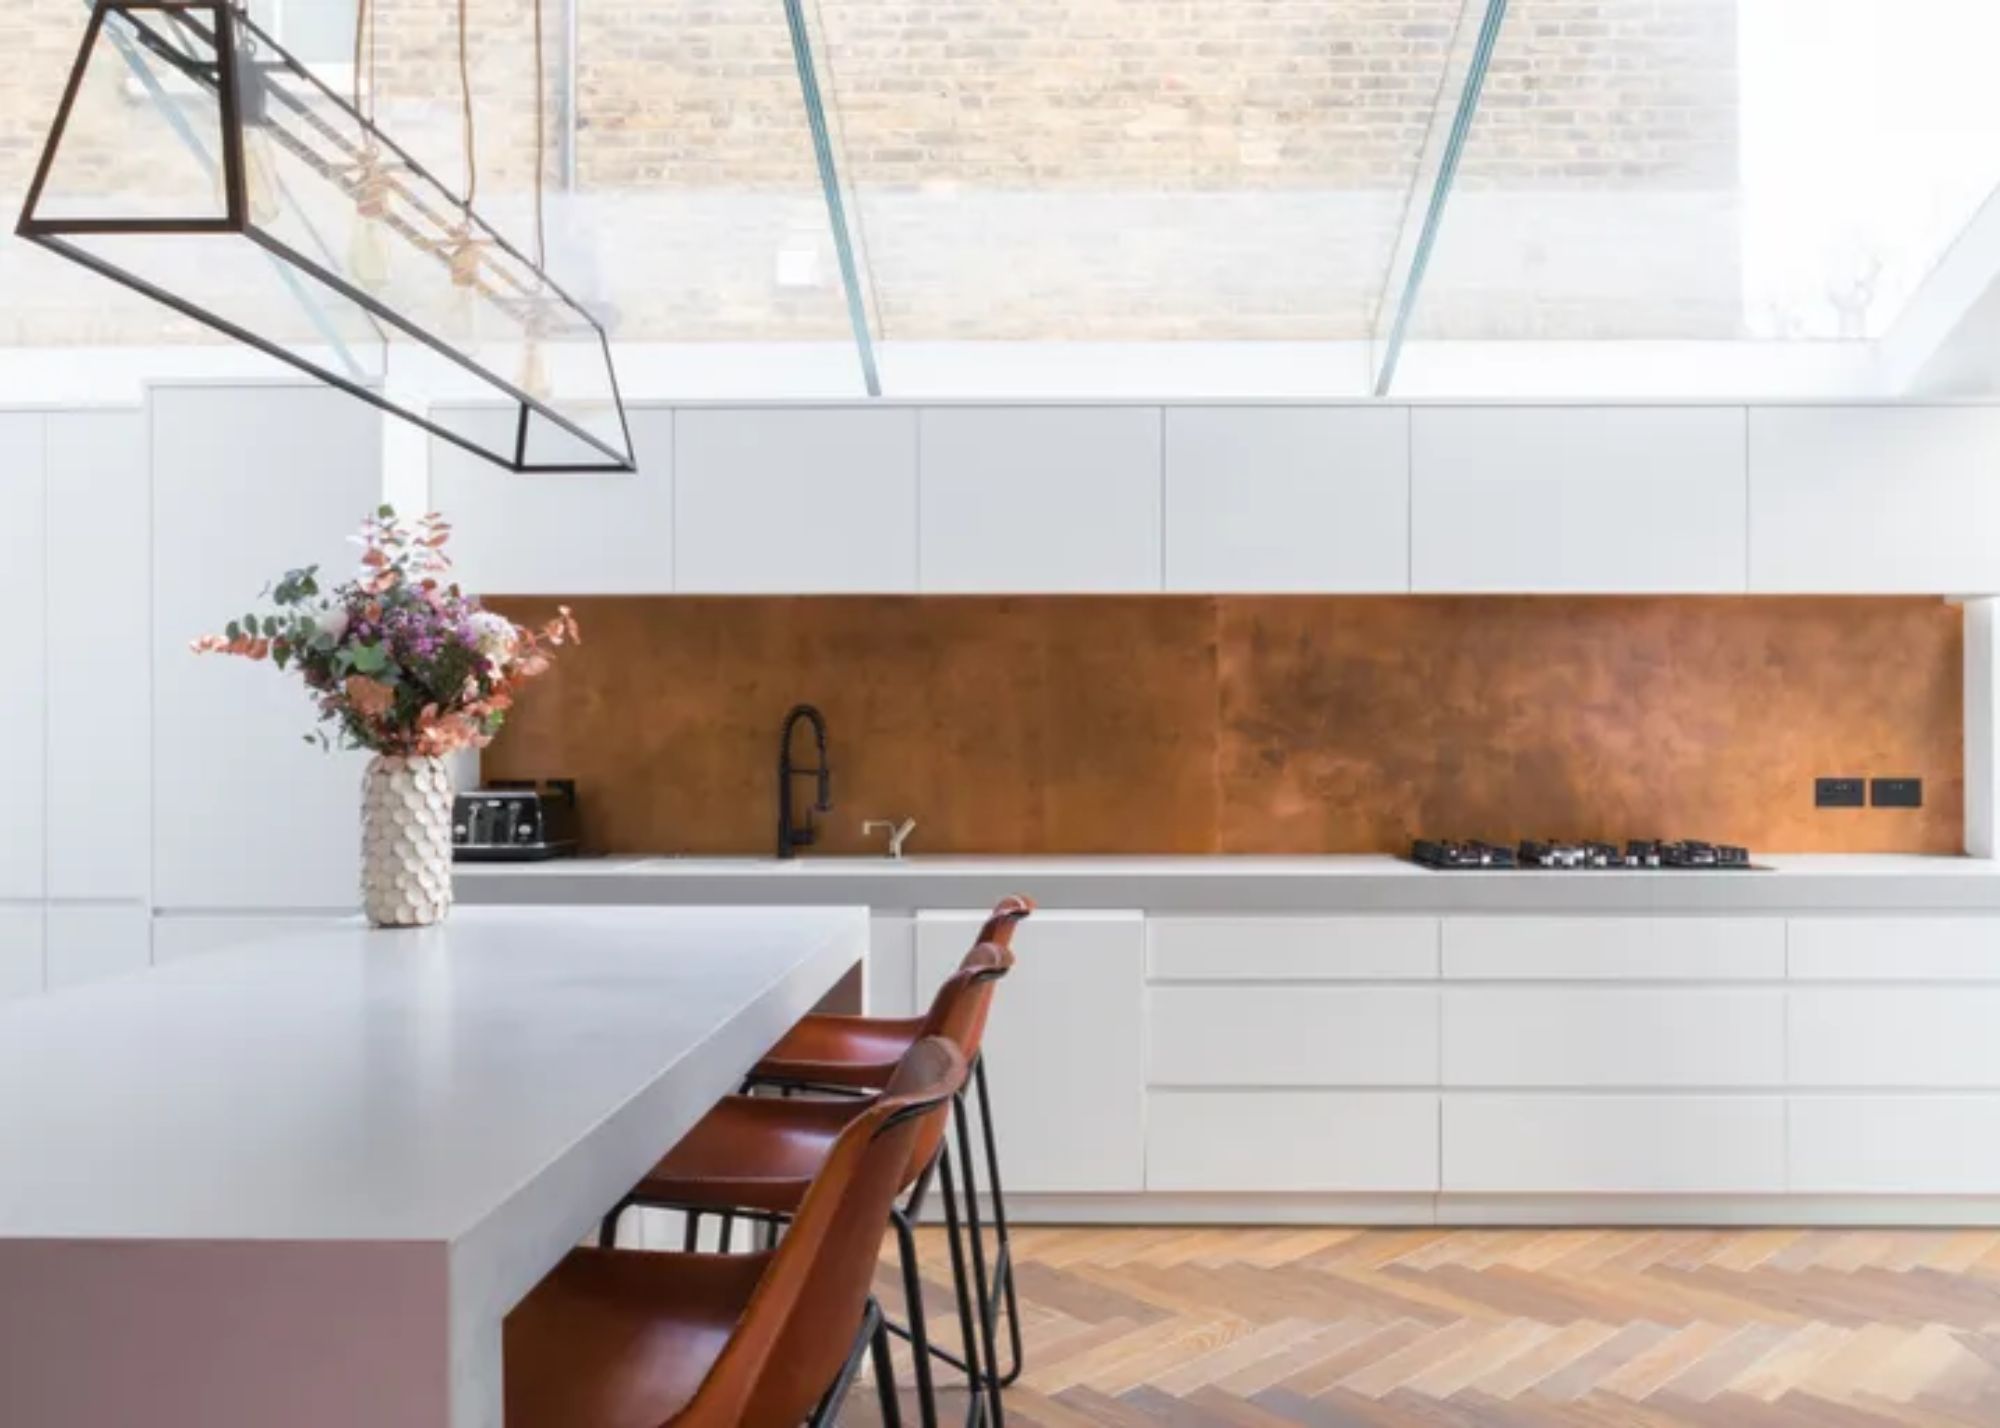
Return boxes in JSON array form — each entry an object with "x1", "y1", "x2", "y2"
[
  {"x1": 1148, "y1": 986, "x2": 1437, "y2": 1087},
  {"x1": 1789, "y1": 918, "x2": 2000, "y2": 981},
  {"x1": 1790, "y1": 988, "x2": 2000, "y2": 1086},
  {"x1": 1148, "y1": 917, "x2": 1438, "y2": 982},
  {"x1": 1445, "y1": 988, "x2": 1785, "y2": 1087},
  {"x1": 1443, "y1": 917, "x2": 1784, "y2": 981},
  {"x1": 1444, "y1": 1094, "x2": 1785, "y2": 1194},
  {"x1": 1147, "y1": 1091, "x2": 1439, "y2": 1192},
  {"x1": 1791, "y1": 1096, "x2": 2000, "y2": 1193}
]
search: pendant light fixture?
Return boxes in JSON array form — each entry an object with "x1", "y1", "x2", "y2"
[{"x1": 17, "y1": 0, "x2": 634, "y2": 473}]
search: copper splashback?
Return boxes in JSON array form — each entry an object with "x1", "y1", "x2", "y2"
[{"x1": 484, "y1": 596, "x2": 1964, "y2": 856}]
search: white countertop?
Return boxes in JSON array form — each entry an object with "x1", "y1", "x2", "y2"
[
  {"x1": 456, "y1": 853, "x2": 2000, "y2": 913},
  {"x1": 0, "y1": 905, "x2": 866, "y2": 1428}
]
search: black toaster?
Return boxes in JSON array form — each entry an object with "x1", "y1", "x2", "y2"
[{"x1": 452, "y1": 780, "x2": 580, "y2": 862}]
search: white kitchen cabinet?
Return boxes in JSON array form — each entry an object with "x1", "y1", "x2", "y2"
[
  {"x1": 151, "y1": 385, "x2": 379, "y2": 913},
  {"x1": 429, "y1": 405, "x2": 674, "y2": 595},
  {"x1": 1444, "y1": 1094, "x2": 1785, "y2": 1194},
  {"x1": 1442, "y1": 917, "x2": 1785, "y2": 981},
  {"x1": 1148, "y1": 916, "x2": 1437, "y2": 982},
  {"x1": 0, "y1": 905, "x2": 43, "y2": 1000},
  {"x1": 44, "y1": 410, "x2": 150, "y2": 901},
  {"x1": 44, "y1": 903, "x2": 151, "y2": 990},
  {"x1": 1147, "y1": 1091, "x2": 1438, "y2": 1193},
  {"x1": 151, "y1": 913, "x2": 351, "y2": 964},
  {"x1": 1162, "y1": 407, "x2": 1410, "y2": 592},
  {"x1": 1411, "y1": 406, "x2": 1748, "y2": 593},
  {"x1": 1791, "y1": 1096, "x2": 2000, "y2": 1194},
  {"x1": 867, "y1": 914, "x2": 916, "y2": 1017},
  {"x1": 1790, "y1": 987, "x2": 2000, "y2": 1086},
  {"x1": 0, "y1": 414, "x2": 46, "y2": 902},
  {"x1": 1749, "y1": 406, "x2": 2000, "y2": 594},
  {"x1": 1149, "y1": 986, "x2": 1438, "y2": 1087},
  {"x1": 1788, "y1": 917, "x2": 2000, "y2": 981},
  {"x1": 1444, "y1": 988, "x2": 1785, "y2": 1087},
  {"x1": 918, "y1": 408, "x2": 1162, "y2": 593},
  {"x1": 675, "y1": 408, "x2": 917, "y2": 593},
  {"x1": 915, "y1": 909, "x2": 1145, "y2": 1194}
]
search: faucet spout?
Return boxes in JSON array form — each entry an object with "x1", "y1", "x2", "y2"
[{"x1": 778, "y1": 704, "x2": 832, "y2": 860}]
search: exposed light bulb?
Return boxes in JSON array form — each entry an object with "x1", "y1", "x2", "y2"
[
  {"x1": 348, "y1": 220, "x2": 391, "y2": 292},
  {"x1": 240, "y1": 126, "x2": 283, "y2": 225},
  {"x1": 516, "y1": 338, "x2": 551, "y2": 404}
]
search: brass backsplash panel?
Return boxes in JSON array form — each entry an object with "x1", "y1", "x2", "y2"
[{"x1": 486, "y1": 596, "x2": 1964, "y2": 856}]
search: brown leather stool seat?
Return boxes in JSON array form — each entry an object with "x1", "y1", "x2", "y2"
[
  {"x1": 632, "y1": 1094, "x2": 863, "y2": 1215},
  {"x1": 746, "y1": 1014, "x2": 925, "y2": 1091}
]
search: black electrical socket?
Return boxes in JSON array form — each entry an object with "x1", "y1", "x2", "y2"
[
  {"x1": 1872, "y1": 777, "x2": 1923, "y2": 809},
  {"x1": 1816, "y1": 776, "x2": 1865, "y2": 808}
]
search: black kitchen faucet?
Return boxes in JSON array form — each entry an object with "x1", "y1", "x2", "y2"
[{"x1": 777, "y1": 704, "x2": 832, "y2": 859}]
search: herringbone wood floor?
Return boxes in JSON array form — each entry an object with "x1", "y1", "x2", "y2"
[{"x1": 846, "y1": 1227, "x2": 2000, "y2": 1426}]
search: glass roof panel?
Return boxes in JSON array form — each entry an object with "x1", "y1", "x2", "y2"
[
  {"x1": 1406, "y1": 0, "x2": 2000, "y2": 343},
  {"x1": 806, "y1": 0, "x2": 1466, "y2": 342}
]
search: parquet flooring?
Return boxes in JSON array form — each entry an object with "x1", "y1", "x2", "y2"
[{"x1": 845, "y1": 1227, "x2": 2000, "y2": 1426}]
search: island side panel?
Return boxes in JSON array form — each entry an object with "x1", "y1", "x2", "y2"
[{"x1": 0, "y1": 1239, "x2": 450, "y2": 1428}]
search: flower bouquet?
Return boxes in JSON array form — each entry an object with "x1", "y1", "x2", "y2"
[{"x1": 196, "y1": 506, "x2": 578, "y2": 926}]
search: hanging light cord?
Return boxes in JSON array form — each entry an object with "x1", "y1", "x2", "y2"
[
  {"x1": 457, "y1": 0, "x2": 478, "y2": 209},
  {"x1": 532, "y1": 0, "x2": 547, "y2": 269}
]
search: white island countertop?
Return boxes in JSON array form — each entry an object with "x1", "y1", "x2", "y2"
[
  {"x1": 0, "y1": 905, "x2": 866, "y2": 1428},
  {"x1": 457, "y1": 852, "x2": 2000, "y2": 913}
]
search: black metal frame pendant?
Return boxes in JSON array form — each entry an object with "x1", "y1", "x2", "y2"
[{"x1": 17, "y1": 0, "x2": 636, "y2": 473}]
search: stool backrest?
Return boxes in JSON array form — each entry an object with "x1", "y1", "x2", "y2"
[
  {"x1": 977, "y1": 893, "x2": 1035, "y2": 950},
  {"x1": 682, "y1": 1037, "x2": 966, "y2": 1428}
]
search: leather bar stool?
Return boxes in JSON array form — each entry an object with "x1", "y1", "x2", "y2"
[
  {"x1": 745, "y1": 896, "x2": 1034, "y2": 1401},
  {"x1": 505, "y1": 1037, "x2": 966, "y2": 1428},
  {"x1": 604, "y1": 939, "x2": 1017, "y2": 1428}
]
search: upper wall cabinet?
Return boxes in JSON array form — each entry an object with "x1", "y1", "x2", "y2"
[
  {"x1": 152, "y1": 386, "x2": 380, "y2": 912},
  {"x1": 1163, "y1": 407, "x2": 1410, "y2": 592},
  {"x1": 1748, "y1": 407, "x2": 2000, "y2": 594},
  {"x1": 675, "y1": 408, "x2": 919, "y2": 593},
  {"x1": 45, "y1": 411, "x2": 149, "y2": 901},
  {"x1": 1411, "y1": 407, "x2": 1749, "y2": 593},
  {"x1": 919, "y1": 407, "x2": 1163, "y2": 592},
  {"x1": 430, "y1": 406, "x2": 674, "y2": 596},
  {"x1": 0, "y1": 414, "x2": 46, "y2": 902}
]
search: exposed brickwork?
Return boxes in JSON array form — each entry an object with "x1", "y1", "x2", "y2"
[{"x1": 2, "y1": 0, "x2": 1740, "y2": 346}]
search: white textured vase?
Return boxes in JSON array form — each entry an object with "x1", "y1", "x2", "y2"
[{"x1": 360, "y1": 754, "x2": 455, "y2": 928}]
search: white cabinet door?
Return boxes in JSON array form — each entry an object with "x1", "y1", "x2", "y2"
[
  {"x1": 675, "y1": 408, "x2": 918, "y2": 593},
  {"x1": 0, "y1": 905, "x2": 43, "y2": 1000},
  {"x1": 1148, "y1": 916, "x2": 1438, "y2": 982},
  {"x1": 1790, "y1": 987, "x2": 2000, "y2": 1086},
  {"x1": 867, "y1": 914, "x2": 916, "y2": 1017},
  {"x1": 45, "y1": 411, "x2": 149, "y2": 900},
  {"x1": 1444, "y1": 988, "x2": 1785, "y2": 1087},
  {"x1": 1147, "y1": 1091, "x2": 1438, "y2": 1193},
  {"x1": 151, "y1": 386, "x2": 379, "y2": 912},
  {"x1": 1444, "y1": 1094, "x2": 1785, "y2": 1194},
  {"x1": 0, "y1": 414, "x2": 45, "y2": 902},
  {"x1": 1792, "y1": 1096, "x2": 2000, "y2": 1194},
  {"x1": 1749, "y1": 406, "x2": 2000, "y2": 594},
  {"x1": 916, "y1": 909, "x2": 1145, "y2": 1194},
  {"x1": 1442, "y1": 917, "x2": 1785, "y2": 981},
  {"x1": 429, "y1": 405, "x2": 673, "y2": 595},
  {"x1": 45, "y1": 903, "x2": 151, "y2": 991},
  {"x1": 919, "y1": 408, "x2": 1163, "y2": 592},
  {"x1": 1150, "y1": 986, "x2": 1439, "y2": 1087},
  {"x1": 1162, "y1": 407, "x2": 1409, "y2": 592},
  {"x1": 1411, "y1": 406, "x2": 1748, "y2": 593}
]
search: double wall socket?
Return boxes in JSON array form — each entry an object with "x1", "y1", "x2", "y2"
[{"x1": 1816, "y1": 776, "x2": 1923, "y2": 809}]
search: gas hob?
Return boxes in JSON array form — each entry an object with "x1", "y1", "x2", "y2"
[{"x1": 1411, "y1": 838, "x2": 1758, "y2": 871}]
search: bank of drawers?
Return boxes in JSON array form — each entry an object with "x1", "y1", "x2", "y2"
[{"x1": 1142, "y1": 914, "x2": 2000, "y2": 1197}]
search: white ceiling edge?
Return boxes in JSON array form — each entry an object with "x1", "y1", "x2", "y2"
[{"x1": 0, "y1": 334, "x2": 1926, "y2": 408}]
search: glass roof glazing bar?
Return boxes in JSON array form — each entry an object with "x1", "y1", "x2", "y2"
[
  {"x1": 1369, "y1": 0, "x2": 1510, "y2": 396},
  {"x1": 781, "y1": 0, "x2": 879, "y2": 397}
]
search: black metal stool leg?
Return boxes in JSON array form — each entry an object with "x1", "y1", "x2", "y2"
[
  {"x1": 972, "y1": 1054, "x2": 1025, "y2": 1386},
  {"x1": 937, "y1": 1143, "x2": 991, "y2": 1428},
  {"x1": 870, "y1": 1302, "x2": 905, "y2": 1428},
  {"x1": 597, "y1": 1201, "x2": 624, "y2": 1249},
  {"x1": 951, "y1": 1094, "x2": 1006, "y2": 1428},
  {"x1": 682, "y1": 1209, "x2": 701, "y2": 1252},
  {"x1": 891, "y1": 1207, "x2": 941, "y2": 1428}
]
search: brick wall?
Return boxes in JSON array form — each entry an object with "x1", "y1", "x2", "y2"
[{"x1": 1, "y1": 0, "x2": 1740, "y2": 347}]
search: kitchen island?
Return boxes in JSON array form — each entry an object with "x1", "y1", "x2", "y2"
[
  {"x1": 459, "y1": 856, "x2": 2000, "y2": 1226},
  {"x1": 0, "y1": 905, "x2": 866, "y2": 1428}
]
